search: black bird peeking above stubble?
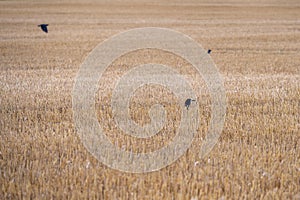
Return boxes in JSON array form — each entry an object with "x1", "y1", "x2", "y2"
[
  {"x1": 185, "y1": 98, "x2": 196, "y2": 110},
  {"x1": 38, "y1": 24, "x2": 49, "y2": 33}
]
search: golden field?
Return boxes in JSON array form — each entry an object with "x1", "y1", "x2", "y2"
[{"x1": 0, "y1": 0, "x2": 299, "y2": 199}]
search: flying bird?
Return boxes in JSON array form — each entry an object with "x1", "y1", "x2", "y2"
[
  {"x1": 185, "y1": 98, "x2": 196, "y2": 110},
  {"x1": 207, "y1": 49, "x2": 212, "y2": 54},
  {"x1": 38, "y1": 24, "x2": 49, "y2": 33}
]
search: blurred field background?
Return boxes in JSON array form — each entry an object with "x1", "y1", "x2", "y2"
[{"x1": 0, "y1": 0, "x2": 299, "y2": 199}]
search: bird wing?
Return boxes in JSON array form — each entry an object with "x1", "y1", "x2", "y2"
[
  {"x1": 42, "y1": 26, "x2": 48, "y2": 33},
  {"x1": 185, "y1": 99, "x2": 191, "y2": 106}
]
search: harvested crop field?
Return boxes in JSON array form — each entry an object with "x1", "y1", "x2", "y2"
[{"x1": 0, "y1": 0, "x2": 299, "y2": 199}]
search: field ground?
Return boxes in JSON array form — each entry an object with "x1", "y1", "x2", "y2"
[{"x1": 0, "y1": 0, "x2": 299, "y2": 199}]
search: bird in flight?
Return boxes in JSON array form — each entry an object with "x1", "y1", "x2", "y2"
[
  {"x1": 207, "y1": 49, "x2": 212, "y2": 54},
  {"x1": 185, "y1": 98, "x2": 196, "y2": 110},
  {"x1": 38, "y1": 24, "x2": 49, "y2": 33}
]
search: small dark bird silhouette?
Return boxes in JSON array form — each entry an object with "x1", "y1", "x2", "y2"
[
  {"x1": 185, "y1": 98, "x2": 196, "y2": 110},
  {"x1": 207, "y1": 49, "x2": 212, "y2": 54},
  {"x1": 38, "y1": 24, "x2": 49, "y2": 33}
]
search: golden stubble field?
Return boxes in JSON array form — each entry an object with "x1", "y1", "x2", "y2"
[{"x1": 0, "y1": 0, "x2": 299, "y2": 199}]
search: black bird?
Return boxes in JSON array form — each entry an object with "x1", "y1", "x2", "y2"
[
  {"x1": 185, "y1": 98, "x2": 196, "y2": 110},
  {"x1": 207, "y1": 49, "x2": 212, "y2": 54},
  {"x1": 38, "y1": 24, "x2": 49, "y2": 33}
]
